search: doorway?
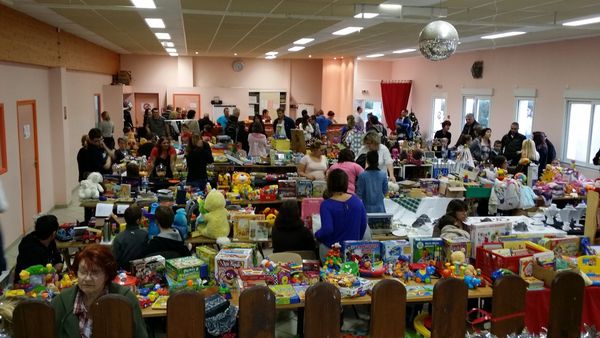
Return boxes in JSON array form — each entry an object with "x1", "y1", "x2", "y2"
[
  {"x1": 17, "y1": 100, "x2": 41, "y2": 234},
  {"x1": 133, "y1": 93, "x2": 159, "y2": 127},
  {"x1": 93, "y1": 94, "x2": 101, "y2": 126}
]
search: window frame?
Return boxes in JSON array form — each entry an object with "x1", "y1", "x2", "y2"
[
  {"x1": 462, "y1": 95, "x2": 492, "y2": 128},
  {"x1": 431, "y1": 96, "x2": 447, "y2": 138},
  {"x1": 0, "y1": 103, "x2": 6, "y2": 174},
  {"x1": 562, "y1": 99, "x2": 600, "y2": 167},
  {"x1": 514, "y1": 97, "x2": 535, "y2": 138}
]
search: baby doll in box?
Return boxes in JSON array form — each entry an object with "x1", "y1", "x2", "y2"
[{"x1": 199, "y1": 190, "x2": 231, "y2": 244}]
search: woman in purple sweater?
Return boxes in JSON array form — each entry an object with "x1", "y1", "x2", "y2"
[{"x1": 316, "y1": 169, "x2": 368, "y2": 260}]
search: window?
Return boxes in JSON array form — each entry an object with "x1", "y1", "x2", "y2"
[
  {"x1": 431, "y1": 97, "x2": 447, "y2": 137},
  {"x1": 564, "y1": 101, "x2": 600, "y2": 165},
  {"x1": 462, "y1": 96, "x2": 491, "y2": 128},
  {"x1": 0, "y1": 103, "x2": 6, "y2": 174},
  {"x1": 355, "y1": 99, "x2": 384, "y2": 125},
  {"x1": 515, "y1": 98, "x2": 535, "y2": 138}
]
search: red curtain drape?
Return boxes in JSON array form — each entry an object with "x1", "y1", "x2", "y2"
[{"x1": 380, "y1": 80, "x2": 412, "y2": 127}]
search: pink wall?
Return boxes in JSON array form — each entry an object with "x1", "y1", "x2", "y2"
[
  {"x1": 121, "y1": 55, "x2": 323, "y2": 120},
  {"x1": 321, "y1": 59, "x2": 355, "y2": 119},
  {"x1": 354, "y1": 60, "x2": 393, "y2": 103}
]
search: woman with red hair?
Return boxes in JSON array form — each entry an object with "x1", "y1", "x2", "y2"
[{"x1": 52, "y1": 244, "x2": 147, "y2": 338}]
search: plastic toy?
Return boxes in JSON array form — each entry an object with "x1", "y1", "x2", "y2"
[
  {"x1": 496, "y1": 168, "x2": 507, "y2": 181},
  {"x1": 464, "y1": 275, "x2": 481, "y2": 289},
  {"x1": 322, "y1": 243, "x2": 343, "y2": 272},
  {"x1": 173, "y1": 208, "x2": 188, "y2": 239},
  {"x1": 414, "y1": 264, "x2": 436, "y2": 283},
  {"x1": 391, "y1": 256, "x2": 413, "y2": 282},
  {"x1": 219, "y1": 283, "x2": 232, "y2": 299},
  {"x1": 491, "y1": 268, "x2": 515, "y2": 283}
]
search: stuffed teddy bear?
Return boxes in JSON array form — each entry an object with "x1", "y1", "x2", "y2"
[
  {"x1": 200, "y1": 190, "x2": 230, "y2": 244},
  {"x1": 232, "y1": 172, "x2": 252, "y2": 196},
  {"x1": 173, "y1": 208, "x2": 188, "y2": 240},
  {"x1": 78, "y1": 172, "x2": 104, "y2": 199}
]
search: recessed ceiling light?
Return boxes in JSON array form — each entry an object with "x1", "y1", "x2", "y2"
[
  {"x1": 562, "y1": 15, "x2": 600, "y2": 26},
  {"x1": 354, "y1": 13, "x2": 379, "y2": 19},
  {"x1": 234, "y1": 53, "x2": 238, "y2": 56},
  {"x1": 195, "y1": 51, "x2": 198, "y2": 55},
  {"x1": 288, "y1": 46, "x2": 305, "y2": 52},
  {"x1": 357, "y1": 57, "x2": 362, "y2": 60},
  {"x1": 169, "y1": 52, "x2": 178, "y2": 56},
  {"x1": 393, "y1": 48, "x2": 416, "y2": 54},
  {"x1": 294, "y1": 38, "x2": 315, "y2": 45},
  {"x1": 131, "y1": 0, "x2": 155, "y2": 9},
  {"x1": 165, "y1": 48, "x2": 177, "y2": 53},
  {"x1": 265, "y1": 55, "x2": 277, "y2": 60},
  {"x1": 366, "y1": 53, "x2": 384, "y2": 58},
  {"x1": 334, "y1": 57, "x2": 337, "y2": 60},
  {"x1": 379, "y1": 4, "x2": 402, "y2": 10},
  {"x1": 265, "y1": 51, "x2": 278, "y2": 56},
  {"x1": 332, "y1": 27, "x2": 363, "y2": 36},
  {"x1": 481, "y1": 31, "x2": 526, "y2": 39},
  {"x1": 341, "y1": 56, "x2": 344, "y2": 59},
  {"x1": 145, "y1": 18, "x2": 165, "y2": 29},
  {"x1": 161, "y1": 41, "x2": 174, "y2": 47},
  {"x1": 155, "y1": 32, "x2": 171, "y2": 40},
  {"x1": 308, "y1": 55, "x2": 312, "y2": 58}
]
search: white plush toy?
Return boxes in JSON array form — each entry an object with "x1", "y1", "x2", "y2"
[
  {"x1": 79, "y1": 172, "x2": 104, "y2": 199},
  {"x1": 388, "y1": 181, "x2": 400, "y2": 193}
]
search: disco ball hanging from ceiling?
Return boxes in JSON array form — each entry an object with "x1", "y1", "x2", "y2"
[{"x1": 418, "y1": 20, "x2": 459, "y2": 61}]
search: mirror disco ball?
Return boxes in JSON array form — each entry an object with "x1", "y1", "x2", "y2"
[{"x1": 418, "y1": 20, "x2": 459, "y2": 61}]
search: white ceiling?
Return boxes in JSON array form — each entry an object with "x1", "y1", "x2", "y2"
[{"x1": 4, "y1": 0, "x2": 600, "y2": 59}]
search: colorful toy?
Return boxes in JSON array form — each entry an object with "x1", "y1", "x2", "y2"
[
  {"x1": 390, "y1": 256, "x2": 413, "y2": 282},
  {"x1": 172, "y1": 208, "x2": 188, "y2": 239},
  {"x1": 232, "y1": 172, "x2": 252, "y2": 195},
  {"x1": 200, "y1": 190, "x2": 231, "y2": 242},
  {"x1": 496, "y1": 168, "x2": 507, "y2": 181},
  {"x1": 491, "y1": 268, "x2": 515, "y2": 283},
  {"x1": 464, "y1": 275, "x2": 481, "y2": 289},
  {"x1": 322, "y1": 243, "x2": 343, "y2": 273},
  {"x1": 414, "y1": 264, "x2": 436, "y2": 283},
  {"x1": 219, "y1": 283, "x2": 232, "y2": 299},
  {"x1": 263, "y1": 207, "x2": 279, "y2": 226}
]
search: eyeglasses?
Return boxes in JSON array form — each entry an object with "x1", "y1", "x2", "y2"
[{"x1": 78, "y1": 269, "x2": 105, "y2": 279}]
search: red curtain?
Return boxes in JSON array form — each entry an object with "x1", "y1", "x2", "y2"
[{"x1": 380, "y1": 80, "x2": 412, "y2": 127}]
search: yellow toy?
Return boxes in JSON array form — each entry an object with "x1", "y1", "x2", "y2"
[
  {"x1": 6, "y1": 289, "x2": 25, "y2": 297},
  {"x1": 19, "y1": 270, "x2": 30, "y2": 283},
  {"x1": 59, "y1": 274, "x2": 73, "y2": 289},
  {"x1": 232, "y1": 172, "x2": 252, "y2": 196},
  {"x1": 263, "y1": 207, "x2": 279, "y2": 227},
  {"x1": 218, "y1": 173, "x2": 231, "y2": 189},
  {"x1": 200, "y1": 190, "x2": 231, "y2": 243}
]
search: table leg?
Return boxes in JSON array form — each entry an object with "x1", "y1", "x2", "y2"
[{"x1": 296, "y1": 308, "x2": 304, "y2": 337}]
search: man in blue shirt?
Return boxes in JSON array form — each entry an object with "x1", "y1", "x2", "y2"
[
  {"x1": 316, "y1": 110, "x2": 332, "y2": 135},
  {"x1": 216, "y1": 107, "x2": 230, "y2": 132}
]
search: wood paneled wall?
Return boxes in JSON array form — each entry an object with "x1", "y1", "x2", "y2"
[{"x1": 0, "y1": 4, "x2": 119, "y2": 74}]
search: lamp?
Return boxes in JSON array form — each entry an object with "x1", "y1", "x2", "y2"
[{"x1": 418, "y1": 20, "x2": 459, "y2": 61}]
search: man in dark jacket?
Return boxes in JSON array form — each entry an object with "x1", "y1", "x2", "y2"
[
  {"x1": 144, "y1": 206, "x2": 190, "y2": 259},
  {"x1": 112, "y1": 204, "x2": 147, "y2": 270},
  {"x1": 501, "y1": 122, "x2": 526, "y2": 165},
  {"x1": 225, "y1": 108, "x2": 249, "y2": 152},
  {"x1": 455, "y1": 113, "x2": 480, "y2": 147},
  {"x1": 272, "y1": 108, "x2": 295, "y2": 139},
  {"x1": 15, "y1": 215, "x2": 63, "y2": 282}
]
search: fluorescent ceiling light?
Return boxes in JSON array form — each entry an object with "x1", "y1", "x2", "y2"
[
  {"x1": 354, "y1": 12, "x2": 379, "y2": 19},
  {"x1": 155, "y1": 32, "x2": 171, "y2": 40},
  {"x1": 393, "y1": 48, "x2": 416, "y2": 54},
  {"x1": 481, "y1": 31, "x2": 526, "y2": 39},
  {"x1": 294, "y1": 38, "x2": 315, "y2": 45},
  {"x1": 332, "y1": 26, "x2": 363, "y2": 35},
  {"x1": 288, "y1": 46, "x2": 305, "y2": 52},
  {"x1": 562, "y1": 16, "x2": 600, "y2": 27},
  {"x1": 265, "y1": 55, "x2": 277, "y2": 59},
  {"x1": 165, "y1": 48, "x2": 177, "y2": 53},
  {"x1": 145, "y1": 18, "x2": 165, "y2": 28},
  {"x1": 169, "y1": 53, "x2": 178, "y2": 56},
  {"x1": 366, "y1": 53, "x2": 384, "y2": 58},
  {"x1": 131, "y1": 0, "x2": 155, "y2": 9},
  {"x1": 161, "y1": 41, "x2": 174, "y2": 47},
  {"x1": 265, "y1": 51, "x2": 278, "y2": 56},
  {"x1": 379, "y1": 4, "x2": 402, "y2": 10}
]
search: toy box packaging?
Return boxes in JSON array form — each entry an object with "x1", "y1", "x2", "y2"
[
  {"x1": 221, "y1": 243, "x2": 259, "y2": 266},
  {"x1": 195, "y1": 245, "x2": 218, "y2": 276},
  {"x1": 342, "y1": 241, "x2": 383, "y2": 264},
  {"x1": 249, "y1": 220, "x2": 270, "y2": 241},
  {"x1": 165, "y1": 256, "x2": 205, "y2": 281},
  {"x1": 443, "y1": 238, "x2": 472, "y2": 261},
  {"x1": 278, "y1": 180, "x2": 297, "y2": 199},
  {"x1": 215, "y1": 248, "x2": 254, "y2": 287},
  {"x1": 268, "y1": 284, "x2": 300, "y2": 305},
  {"x1": 538, "y1": 236, "x2": 580, "y2": 257},
  {"x1": 311, "y1": 180, "x2": 327, "y2": 198},
  {"x1": 381, "y1": 240, "x2": 412, "y2": 264},
  {"x1": 293, "y1": 285, "x2": 310, "y2": 301},
  {"x1": 130, "y1": 255, "x2": 166, "y2": 285},
  {"x1": 419, "y1": 178, "x2": 440, "y2": 195},
  {"x1": 411, "y1": 238, "x2": 444, "y2": 264},
  {"x1": 470, "y1": 221, "x2": 512, "y2": 257},
  {"x1": 296, "y1": 180, "x2": 313, "y2": 198},
  {"x1": 239, "y1": 268, "x2": 270, "y2": 288}
]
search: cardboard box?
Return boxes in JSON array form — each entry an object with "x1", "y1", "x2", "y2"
[
  {"x1": 130, "y1": 255, "x2": 166, "y2": 285},
  {"x1": 342, "y1": 241, "x2": 383, "y2": 264},
  {"x1": 411, "y1": 238, "x2": 444, "y2": 264},
  {"x1": 296, "y1": 180, "x2": 313, "y2": 198},
  {"x1": 470, "y1": 221, "x2": 512, "y2": 257},
  {"x1": 278, "y1": 180, "x2": 297, "y2": 199},
  {"x1": 231, "y1": 214, "x2": 265, "y2": 241},
  {"x1": 268, "y1": 284, "x2": 300, "y2": 305},
  {"x1": 311, "y1": 181, "x2": 327, "y2": 198},
  {"x1": 221, "y1": 243, "x2": 259, "y2": 266},
  {"x1": 538, "y1": 236, "x2": 580, "y2": 257},
  {"x1": 419, "y1": 178, "x2": 440, "y2": 195},
  {"x1": 381, "y1": 240, "x2": 412, "y2": 264},
  {"x1": 166, "y1": 256, "x2": 205, "y2": 281},
  {"x1": 443, "y1": 238, "x2": 472, "y2": 261},
  {"x1": 215, "y1": 248, "x2": 254, "y2": 286},
  {"x1": 532, "y1": 262, "x2": 579, "y2": 288},
  {"x1": 195, "y1": 246, "x2": 218, "y2": 276}
]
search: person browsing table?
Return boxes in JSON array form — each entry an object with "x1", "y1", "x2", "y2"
[{"x1": 298, "y1": 140, "x2": 328, "y2": 180}]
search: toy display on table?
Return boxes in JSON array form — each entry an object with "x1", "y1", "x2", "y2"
[
  {"x1": 215, "y1": 248, "x2": 254, "y2": 287},
  {"x1": 412, "y1": 263, "x2": 436, "y2": 283},
  {"x1": 389, "y1": 255, "x2": 413, "y2": 282},
  {"x1": 278, "y1": 180, "x2": 297, "y2": 199},
  {"x1": 577, "y1": 255, "x2": 600, "y2": 286},
  {"x1": 131, "y1": 255, "x2": 166, "y2": 286},
  {"x1": 342, "y1": 241, "x2": 385, "y2": 277},
  {"x1": 9, "y1": 264, "x2": 63, "y2": 301},
  {"x1": 322, "y1": 273, "x2": 374, "y2": 298},
  {"x1": 411, "y1": 238, "x2": 444, "y2": 264},
  {"x1": 114, "y1": 272, "x2": 138, "y2": 293},
  {"x1": 166, "y1": 256, "x2": 208, "y2": 282},
  {"x1": 321, "y1": 243, "x2": 343, "y2": 273}
]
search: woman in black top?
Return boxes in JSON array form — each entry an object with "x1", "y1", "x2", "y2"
[
  {"x1": 271, "y1": 200, "x2": 316, "y2": 253},
  {"x1": 186, "y1": 134, "x2": 214, "y2": 189}
]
